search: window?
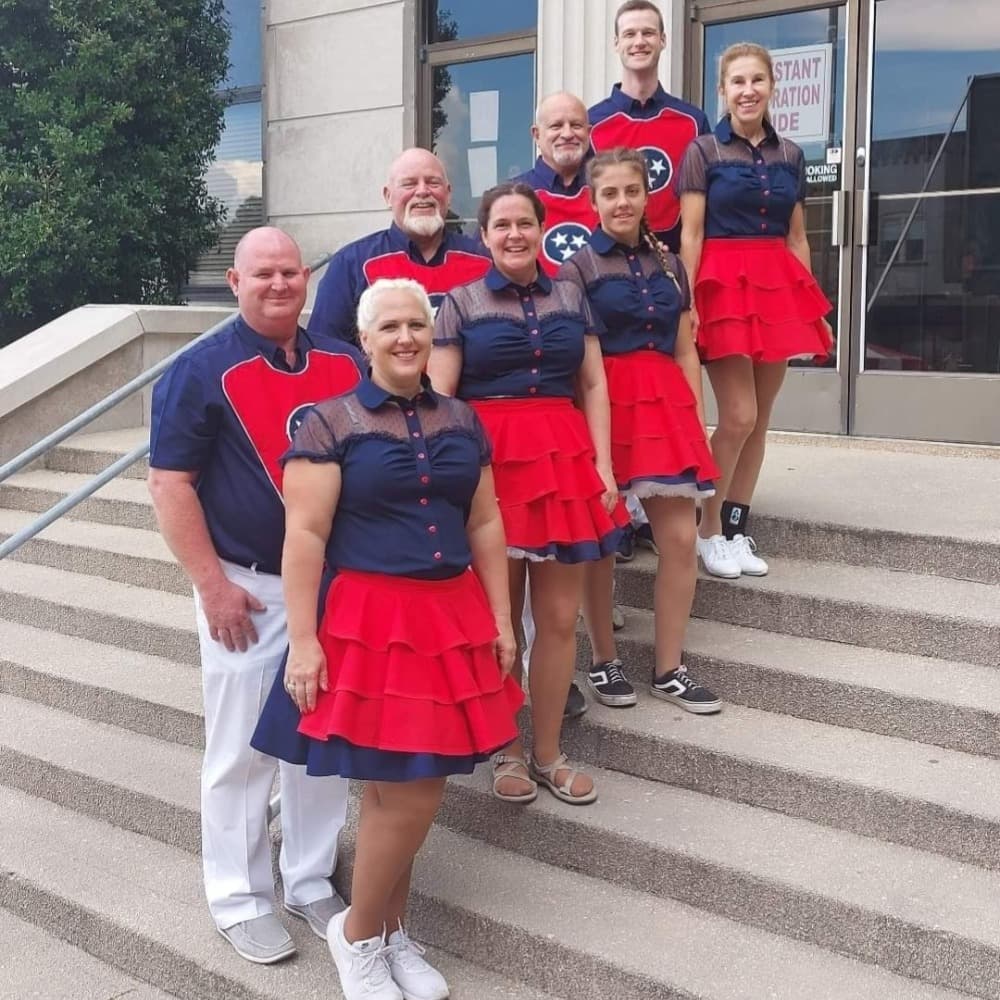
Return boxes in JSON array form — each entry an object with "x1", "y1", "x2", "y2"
[
  {"x1": 879, "y1": 214, "x2": 926, "y2": 265},
  {"x1": 419, "y1": 2, "x2": 538, "y2": 229},
  {"x1": 187, "y1": 0, "x2": 263, "y2": 297}
]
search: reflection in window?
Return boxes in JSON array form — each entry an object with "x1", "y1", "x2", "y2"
[
  {"x1": 188, "y1": 1, "x2": 263, "y2": 295},
  {"x1": 878, "y1": 215, "x2": 926, "y2": 265},
  {"x1": 865, "y1": 195, "x2": 1000, "y2": 373},
  {"x1": 425, "y1": 0, "x2": 537, "y2": 43},
  {"x1": 432, "y1": 54, "x2": 535, "y2": 226},
  {"x1": 190, "y1": 101, "x2": 263, "y2": 287}
]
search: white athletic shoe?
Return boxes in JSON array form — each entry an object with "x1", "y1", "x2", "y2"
[
  {"x1": 328, "y1": 910, "x2": 403, "y2": 1000},
  {"x1": 729, "y1": 534, "x2": 769, "y2": 576},
  {"x1": 696, "y1": 534, "x2": 741, "y2": 579},
  {"x1": 387, "y1": 924, "x2": 450, "y2": 1000}
]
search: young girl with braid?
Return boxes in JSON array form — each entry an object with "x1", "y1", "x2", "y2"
[{"x1": 558, "y1": 147, "x2": 722, "y2": 714}]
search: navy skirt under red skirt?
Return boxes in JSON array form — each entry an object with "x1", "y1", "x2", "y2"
[
  {"x1": 694, "y1": 238, "x2": 833, "y2": 363},
  {"x1": 251, "y1": 569, "x2": 523, "y2": 782},
  {"x1": 604, "y1": 351, "x2": 718, "y2": 500},
  {"x1": 470, "y1": 397, "x2": 628, "y2": 563}
]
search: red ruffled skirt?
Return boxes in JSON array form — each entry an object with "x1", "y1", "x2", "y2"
[
  {"x1": 694, "y1": 238, "x2": 833, "y2": 363},
  {"x1": 470, "y1": 397, "x2": 628, "y2": 563},
  {"x1": 296, "y1": 569, "x2": 523, "y2": 759},
  {"x1": 604, "y1": 351, "x2": 718, "y2": 499}
]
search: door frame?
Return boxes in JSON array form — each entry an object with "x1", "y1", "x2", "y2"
[{"x1": 686, "y1": 0, "x2": 866, "y2": 437}]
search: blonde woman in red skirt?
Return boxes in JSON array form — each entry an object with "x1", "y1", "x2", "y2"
[{"x1": 679, "y1": 42, "x2": 832, "y2": 579}]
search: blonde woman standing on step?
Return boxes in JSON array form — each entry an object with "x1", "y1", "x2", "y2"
[{"x1": 679, "y1": 42, "x2": 833, "y2": 580}]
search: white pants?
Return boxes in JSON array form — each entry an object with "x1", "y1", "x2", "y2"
[{"x1": 194, "y1": 560, "x2": 349, "y2": 929}]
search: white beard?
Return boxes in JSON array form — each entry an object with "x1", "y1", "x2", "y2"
[
  {"x1": 403, "y1": 210, "x2": 445, "y2": 238},
  {"x1": 551, "y1": 146, "x2": 585, "y2": 169}
]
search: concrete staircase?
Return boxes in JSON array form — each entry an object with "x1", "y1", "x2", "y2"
[{"x1": 1, "y1": 428, "x2": 998, "y2": 1000}]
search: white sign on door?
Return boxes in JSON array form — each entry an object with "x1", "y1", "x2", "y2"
[{"x1": 718, "y1": 43, "x2": 833, "y2": 145}]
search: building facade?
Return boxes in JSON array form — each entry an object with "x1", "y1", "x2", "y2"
[{"x1": 205, "y1": 0, "x2": 1000, "y2": 444}]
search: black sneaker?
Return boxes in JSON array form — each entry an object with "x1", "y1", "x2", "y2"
[
  {"x1": 587, "y1": 659, "x2": 638, "y2": 707},
  {"x1": 650, "y1": 665, "x2": 721, "y2": 714},
  {"x1": 615, "y1": 525, "x2": 636, "y2": 563},
  {"x1": 634, "y1": 522, "x2": 658, "y2": 555},
  {"x1": 563, "y1": 681, "x2": 588, "y2": 719}
]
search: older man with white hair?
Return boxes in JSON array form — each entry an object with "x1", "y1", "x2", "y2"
[
  {"x1": 515, "y1": 91, "x2": 598, "y2": 277},
  {"x1": 308, "y1": 147, "x2": 490, "y2": 346}
]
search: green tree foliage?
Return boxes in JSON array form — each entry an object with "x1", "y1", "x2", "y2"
[{"x1": 0, "y1": 0, "x2": 229, "y2": 341}]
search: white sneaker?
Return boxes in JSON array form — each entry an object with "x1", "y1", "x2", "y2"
[
  {"x1": 387, "y1": 924, "x2": 449, "y2": 1000},
  {"x1": 696, "y1": 534, "x2": 741, "y2": 579},
  {"x1": 328, "y1": 909, "x2": 403, "y2": 1000},
  {"x1": 729, "y1": 534, "x2": 768, "y2": 576}
]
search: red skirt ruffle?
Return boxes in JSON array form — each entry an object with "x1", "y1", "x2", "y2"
[
  {"x1": 695, "y1": 238, "x2": 833, "y2": 363},
  {"x1": 470, "y1": 397, "x2": 628, "y2": 563},
  {"x1": 604, "y1": 352, "x2": 718, "y2": 498},
  {"x1": 296, "y1": 570, "x2": 523, "y2": 756}
]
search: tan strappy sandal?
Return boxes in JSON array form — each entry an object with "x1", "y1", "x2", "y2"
[
  {"x1": 491, "y1": 753, "x2": 538, "y2": 804},
  {"x1": 529, "y1": 752, "x2": 598, "y2": 805}
]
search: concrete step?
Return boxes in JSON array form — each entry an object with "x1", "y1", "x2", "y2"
[
  {"x1": 39, "y1": 428, "x2": 1000, "y2": 583},
  {"x1": 0, "y1": 787, "x2": 969, "y2": 1000},
  {"x1": 617, "y1": 551, "x2": 1000, "y2": 668},
  {"x1": 0, "y1": 467, "x2": 158, "y2": 531},
  {"x1": 0, "y1": 908, "x2": 176, "y2": 1000},
  {"x1": 0, "y1": 507, "x2": 187, "y2": 594},
  {"x1": 0, "y1": 621, "x2": 202, "y2": 748},
  {"x1": 560, "y1": 685, "x2": 1000, "y2": 871},
  {"x1": 5, "y1": 588, "x2": 1000, "y2": 871},
  {"x1": 750, "y1": 436, "x2": 1000, "y2": 584},
  {"x1": 439, "y1": 765, "x2": 1000, "y2": 999},
  {"x1": 0, "y1": 788, "x2": 559, "y2": 1000},
  {"x1": 0, "y1": 692, "x2": 201, "y2": 853},
  {"x1": 583, "y1": 611, "x2": 1000, "y2": 757},
  {"x1": 45, "y1": 427, "x2": 149, "y2": 480},
  {"x1": 0, "y1": 560, "x2": 199, "y2": 664},
  {"x1": 3, "y1": 694, "x2": 999, "y2": 997}
]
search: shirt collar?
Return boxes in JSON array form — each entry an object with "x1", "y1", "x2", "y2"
[
  {"x1": 609, "y1": 82, "x2": 668, "y2": 113},
  {"x1": 589, "y1": 227, "x2": 631, "y2": 255},
  {"x1": 355, "y1": 373, "x2": 439, "y2": 410},
  {"x1": 484, "y1": 265, "x2": 553, "y2": 294},
  {"x1": 531, "y1": 155, "x2": 588, "y2": 195},
  {"x1": 715, "y1": 115, "x2": 779, "y2": 148},
  {"x1": 234, "y1": 317, "x2": 308, "y2": 369},
  {"x1": 387, "y1": 222, "x2": 452, "y2": 265}
]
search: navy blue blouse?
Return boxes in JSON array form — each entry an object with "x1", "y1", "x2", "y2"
[
  {"x1": 677, "y1": 117, "x2": 807, "y2": 239},
  {"x1": 281, "y1": 378, "x2": 491, "y2": 580},
  {"x1": 557, "y1": 228, "x2": 691, "y2": 357},
  {"x1": 433, "y1": 267, "x2": 599, "y2": 400}
]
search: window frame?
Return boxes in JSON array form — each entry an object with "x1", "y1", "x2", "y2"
[{"x1": 416, "y1": 3, "x2": 537, "y2": 151}]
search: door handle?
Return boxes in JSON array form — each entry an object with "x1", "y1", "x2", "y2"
[
  {"x1": 830, "y1": 189, "x2": 849, "y2": 247},
  {"x1": 855, "y1": 189, "x2": 877, "y2": 247}
]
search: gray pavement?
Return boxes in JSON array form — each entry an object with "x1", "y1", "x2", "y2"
[{"x1": 0, "y1": 908, "x2": 174, "y2": 1000}]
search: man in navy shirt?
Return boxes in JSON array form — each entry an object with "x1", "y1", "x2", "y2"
[
  {"x1": 308, "y1": 147, "x2": 491, "y2": 345},
  {"x1": 589, "y1": 0, "x2": 711, "y2": 251},
  {"x1": 515, "y1": 91, "x2": 598, "y2": 277},
  {"x1": 148, "y1": 227, "x2": 363, "y2": 964}
]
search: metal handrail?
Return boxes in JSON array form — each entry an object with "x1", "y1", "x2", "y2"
[{"x1": 0, "y1": 253, "x2": 332, "y2": 561}]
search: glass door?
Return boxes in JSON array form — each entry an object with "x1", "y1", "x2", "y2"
[
  {"x1": 690, "y1": 0, "x2": 859, "y2": 434},
  {"x1": 852, "y1": 0, "x2": 1000, "y2": 443}
]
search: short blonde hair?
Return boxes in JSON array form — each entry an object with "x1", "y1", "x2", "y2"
[{"x1": 356, "y1": 278, "x2": 434, "y2": 339}]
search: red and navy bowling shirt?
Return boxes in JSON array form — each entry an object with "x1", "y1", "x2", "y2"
[
  {"x1": 514, "y1": 157, "x2": 599, "y2": 277},
  {"x1": 589, "y1": 84, "x2": 710, "y2": 251},
  {"x1": 149, "y1": 317, "x2": 364, "y2": 574},
  {"x1": 308, "y1": 223, "x2": 490, "y2": 345}
]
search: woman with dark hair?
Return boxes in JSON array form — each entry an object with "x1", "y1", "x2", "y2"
[
  {"x1": 253, "y1": 278, "x2": 521, "y2": 1000},
  {"x1": 560, "y1": 147, "x2": 722, "y2": 714},
  {"x1": 428, "y1": 181, "x2": 626, "y2": 806},
  {"x1": 680, "y1": 42, "x2": 832, "y2": 579}
]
